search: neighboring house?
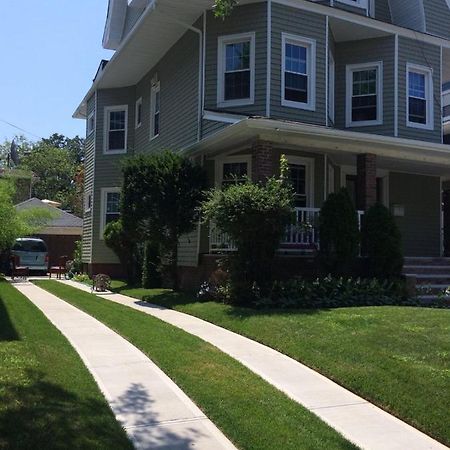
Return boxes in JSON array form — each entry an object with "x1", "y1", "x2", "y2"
[
  {"x1": 75, "y1": 0, "x2": 450, "y2": 284},
  {"x1": 15, "y1": 198, "x2": 82, "y2": 264}
]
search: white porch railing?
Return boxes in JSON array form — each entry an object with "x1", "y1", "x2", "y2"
[{"x1": 209, "y1": 207, "x2": 365, "y2": 253}]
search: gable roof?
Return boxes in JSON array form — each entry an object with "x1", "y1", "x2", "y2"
[{"x1": 15, "y1": 198, "x2": 83, "y2": 229}]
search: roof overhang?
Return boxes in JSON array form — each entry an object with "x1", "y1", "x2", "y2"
[
  {"x1": 186, "y1": 118, "x2": 450, "y2": 174},
  {"x1": 74, "y1": 0, "x2": 450, "y2": 119},
  {"x1": 39, "y1": 226, "x2": 83, "y2": 236}
]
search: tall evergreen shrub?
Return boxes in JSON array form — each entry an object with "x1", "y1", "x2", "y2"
[
  {"x1": 319, "y1": 188, "x2": 359, "y2": 276},
  {"x1": 362, "y1": 203, "x2": 403, "y2": 279}
]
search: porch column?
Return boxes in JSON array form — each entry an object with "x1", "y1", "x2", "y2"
[
  {"x1": 356, "y1": 153, "x2": 377, "y2": 211},
  {"x1": 252, "y1": 140, "x2": 274, "y2": 183}
]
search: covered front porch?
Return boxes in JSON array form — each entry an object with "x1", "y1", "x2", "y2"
[{"x1": 187, "y1": 118, "x2": 450, "y2": 258}]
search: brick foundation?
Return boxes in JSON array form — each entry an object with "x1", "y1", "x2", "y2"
[
  {"x1": 357, "y1": 153, "x2": 377, "y2": 211},
  {"x1": 178, "y1": 254, "x2": 320, "y2": 292},
  {"x1": 84, "y1": 263, "x2": 125, "y2": 279}
]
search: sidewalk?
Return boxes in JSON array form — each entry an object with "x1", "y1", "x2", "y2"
[
  {"x1": 12, "y1": 281, "x2": 236, "y2": 450},
  {"x1": 61, "y1": 279, "x2": 448, "y2": 450}
]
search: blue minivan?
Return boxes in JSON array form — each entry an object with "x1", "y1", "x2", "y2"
[{"x1": 11, "y1": 238, "x2": 48, "y2": 272}]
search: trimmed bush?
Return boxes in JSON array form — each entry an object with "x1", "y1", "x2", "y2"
[
  {"x1": 203, "y1": 156, "x2": 294, "y2": 304},
  {"x1": 319, "y1": 188, "x2": 360, "y2": 276},
  {"x1": 362, "y1": 203, "x2": 403, "y2": 279},
  {"x1": 142, "y1": 241, "x2": 161, "y2": 289}
]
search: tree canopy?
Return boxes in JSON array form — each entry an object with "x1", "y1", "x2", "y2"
[{"x1": 121, "y1": 151, "x2": 207, "y2": 289}]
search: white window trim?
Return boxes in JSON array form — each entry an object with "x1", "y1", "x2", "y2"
[
  {"x1": 99, "y1": 187, "x2": 121, "y2": 240},
  {"x1": 406, "y1": 63, "x2": 434, "y2": 131},
  {"x1": 87, "y1": 110, "x2": 95, "y2": 136},
  {"x1": 215, "y1": 155, "x2": 252, "y2": 188},
  {"x1": 217, "y1": 32, "x2": 256, "y2": 108},
  {"x1": 286, "y1": 155, "x2": 315, "y2": 208},
  {"x1": 150, "y1": 82, "x2": 160, "y2": 140},
  {"x1": 337, "y1": 0, "x2": 369, "y2": 10},
  {"x1": 281, "y1": 33, "x2": 316, "y2": 111},
  {"x1": 84, "y1": 192, "x2": 92, "y2": 214},
  {"x1": 103, "y1": 105, "x2": 128, "y2": 154},
  {"x1": 346, "y1": 61, "x2": 383, "y2": 128},
  {"x1": 135, "y1": 97, "x2": 143, "y2": 129}
]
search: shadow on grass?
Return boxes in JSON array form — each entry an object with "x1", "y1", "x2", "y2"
[
  {"x1": 0, "y1": 369, "x2": 133, "y2": 450},
  {"x1": 0, "y1": 297, "x2": 19, "y2": 342}
]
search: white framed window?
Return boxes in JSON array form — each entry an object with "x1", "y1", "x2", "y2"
[
  {"x1": 406, "y1": 64, "x2": 434, "y2": 130},
  {"x1": 286, "y1": 156, "x2": 315, "y2": 208},
  {"x1": 217, "y1": 32, "x2": 255, "y2": 108},
  {"x1": 135, "y1": 97, "x2": 143, "y2": 129},
  {"x1": 215, "y1": 155, "x2": 252, "y2": 188},
  {"x1": 281, "y1": 34, "x2": 316, "y2": 111},
  {"x1": 87, "y1": 110, "x2": 95, "y2": 136},
  {"x1": 84, "y1": 192, "x2": 92, "y2": 213},
  {"x1": 104, "y1": 105, "x2": 128, "y2": 154},
  {"x1": 100, "y1": 187, "x2": 121, "y2": 238},
  {"x1": 337, "y1": 0, "x2": 369, "y2": 9},
  {"x1": 150, "y1": 82, "x2": 160, "y2": 140},
  {"x1": 346, "y1": 61, "x2": 383, "y2": 127}
]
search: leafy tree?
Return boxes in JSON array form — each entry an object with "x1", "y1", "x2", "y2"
[
  {"x1": 0, "y1": 180, "x2": 54, "y2": 252},
  {"x1": 103, "y1": 219, "x2": 136, "y2": 283},
  {"x1": 20, "y1": 143, "x2": 77, "y2": 211},
  {"x1": 214, "y1": 0, "x2": 237, "y2": 18},
  {"x1": 122, "y1": 151, "x2": 207, "y2": 290},
  {"x1": 319, "y1": 188, "x2": 360, "y2": 276},
  {"x1": 362, "y1": 203, "x2": 403, "y2": 279},
  {"x1": 203, "y1": 156, "x2": 294, "y2": 304},
  {"x1": 42, "y1": 133, "x2": 85, "y2": 164}
]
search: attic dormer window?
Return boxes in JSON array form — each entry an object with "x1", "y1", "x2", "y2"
[{"x1": 217, "y1": 33, "x2": 255, "y2": 108}]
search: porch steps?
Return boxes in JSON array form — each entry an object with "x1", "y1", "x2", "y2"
[{"x1": 403, "y1": 257, "x2": 450, "y2": 302}]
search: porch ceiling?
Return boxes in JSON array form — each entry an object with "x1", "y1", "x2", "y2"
[
  {"x1": 329, "y1": 17, "x2": 390, "y2": 42},
  {"x1": 187, "y1": 118, "x2": 450, "y2": 177}
]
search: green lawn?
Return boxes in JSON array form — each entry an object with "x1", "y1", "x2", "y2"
[
  {"x1": 110, "y1": 281, "x2": 450, "y2": 446},
  {"x1": 0, "y1": 279, "x2": 132, "y2": 450},
  {"x1": 35, "y1": 280, "x2": 357, "y2": 450}
]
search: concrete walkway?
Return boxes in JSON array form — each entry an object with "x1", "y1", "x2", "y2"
[
  {"x1": 12, "y1": 281, "x2": 236, "y2": 450},
  {"x1": 61, "y1": 279, "x2": 448, "y2": 450}
]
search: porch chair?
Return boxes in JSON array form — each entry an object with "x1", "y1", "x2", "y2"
[
  {"x1": 10, "y1": 255, "x2": 29, "y2": 281},
  {"x1": 48, "y1": 256, "x2": 68, "y2": 280}
]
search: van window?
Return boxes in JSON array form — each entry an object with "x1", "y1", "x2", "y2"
[{"x1": 13, "y1": 240, "x2": 47, "y2": 252}]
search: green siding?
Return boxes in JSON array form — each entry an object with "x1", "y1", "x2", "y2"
[
  {"x1": 91, "y1": 87, "x2": 136, "y2": 265},
  {"x1": 270, "y1": 3, "x2": 327, "y2": 125},
  {"x1": 204, "y1": 3, "x2": 267, "y2": 116},
  {"x1": 335, "y1": 36, "x2": 396, "y2": 136},
  {"x1": 82, "y1": 94, "x2": 96, "y2": 263},
  {"x1": 202, "y1": 120, "x2": 229, "y2": 139},
  {"x1": 135, "y1": 26, "x2": 200, "y2": 153},
  {"x1": 398, "y1": 37, "x2": 442, "y2": 143},
  {"x1": 424, "y1": 0, "x2": 450, "y2": 39},
  {"x1": 375, "y1": 0, "x2": 392, "y2": 22},
  {"x1": 389, "y1": 172, "x2": 441, "y2": 256}
]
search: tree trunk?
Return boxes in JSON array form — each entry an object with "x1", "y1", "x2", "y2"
[{"x1": 170, "y1": 230, "x2": 179, "y2": 291}]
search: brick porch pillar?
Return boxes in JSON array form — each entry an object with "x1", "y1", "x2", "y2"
[
  {"x1": 356, "y1": 153, "x2": 377, "y2": 211},
  {"x1": 251, "y1": 140, "x2": 274, "y2": 183}
]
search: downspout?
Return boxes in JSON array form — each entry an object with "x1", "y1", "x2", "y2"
[{"x1": 266, "y1": 0, "x2": 272, "y2": 118}]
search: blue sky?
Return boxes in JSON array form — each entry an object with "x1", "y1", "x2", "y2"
[{"x1": 0, "y1": 1, "x2": 113, "y2": 143}]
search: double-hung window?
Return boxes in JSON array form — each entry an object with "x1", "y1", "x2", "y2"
[
  {"x1": 87, "y1": 110, "x2": 95, "y2": 136},
  {"x1": 346, "y1": 62, "x2": 383, "y2": 127},
  {"x1": 217, "y1": 156, "x2": 251, "y2": 188},
  {"x1": 287, "y1": 157, "x2": 314, "y2": 208},
  {"x1": 104, "y1": 105, "x2": 128, "y2": 154},
  {"x1": 282, "y1": 34, "x2": 316, "y2": 111},
  {"x1": 218, "y1": 33, "x2": 255, "y2": 107},
  {"x1": 100, "y1": 188, "x2": 120, "y2": 237},
  {"x1": 150, "y1": 82, "x2": 160, "y2": 139},
  {"x1": 135, "y1": 97, "x2": 142, "y2": 128},
  {"x1": 407, "y1": 64, "x2": 433, "y2": 130}
]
